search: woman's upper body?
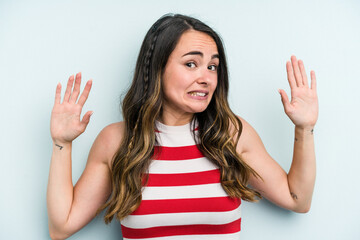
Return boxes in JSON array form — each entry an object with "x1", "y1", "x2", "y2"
[
  {"x1": 47, "y1": 14, "x2": 318, "y2": 239},
  {"x1": 120, "y1": 120, "x2": 243, "y2": 239}
]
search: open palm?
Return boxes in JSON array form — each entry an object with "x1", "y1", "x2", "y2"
[
  {"x1": 279, "y1": 56, "x2": 318, "y2": 129},
  {"x1": 50, "y1": 73, "x2": 93, "y2": 144}
]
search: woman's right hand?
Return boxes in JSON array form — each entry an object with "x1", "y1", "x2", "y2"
[{"x1": 50, "y1": 72, "x2": 93, "y2": 145}]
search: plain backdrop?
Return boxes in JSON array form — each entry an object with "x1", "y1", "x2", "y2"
[{"x1": 1, "y1": 0, "x2": 359, "y2": 239}]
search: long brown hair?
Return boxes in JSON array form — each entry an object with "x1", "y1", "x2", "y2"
[{"x1": 99, "y1": 13, "x2": 261, "y2": 223}]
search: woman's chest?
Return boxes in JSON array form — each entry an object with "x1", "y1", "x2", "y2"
[{"x1": 120, "y1": 147, "x2": 242, "y2": 239}]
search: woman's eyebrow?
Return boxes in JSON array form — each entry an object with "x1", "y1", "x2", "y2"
[{"x1": 182, "y1": 51, "x2": 219, "y2": 59}]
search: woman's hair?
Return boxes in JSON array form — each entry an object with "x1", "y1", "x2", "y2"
[{"x1": 99, "y1": 13, "x2": 261, "y2": 223}]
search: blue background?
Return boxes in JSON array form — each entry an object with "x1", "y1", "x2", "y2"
[{"x1": 1, "y1": 0, "x2": 359, "y2": 239}]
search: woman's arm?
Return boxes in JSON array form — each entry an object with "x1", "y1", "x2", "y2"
[
  {"x1": 287, "y1": 125, "x2": 316, "y2": 212},
  {"x1": 237, "y1": 118, "x2": 315, "y2": 212},
  {"x1": 47, "y1": 73, "x2": 122, "y2": 239},
  {"x1": 237, "y1": 56, "x2": 318, "y2": 212},
  {"x1": 47, "y1": 124, "x2": 121, "y2": 239}
]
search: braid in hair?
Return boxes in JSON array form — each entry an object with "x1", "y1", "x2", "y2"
[
  {"x1": 126, "y1": 31, "x2": 159, "y2": 157},
  {"x1": 143, "y1": 33, "x2": 158, "y2": 101}
]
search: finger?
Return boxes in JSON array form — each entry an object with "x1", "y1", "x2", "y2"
[
  {"x1": 81, "y1": 111, "x2": 94, "y2": 128},
  {"x1": 298, "y1": 59, "x2": 309, "y2": 88},
  {"x1": 55, "y1": 83, "x2": 62, "y2": 104},
  {"x1": 70, "y1": 72, "x2": 82, "y2": 103},
  {"x1": 286, "y1": 61, "x2": 297, "y2": 89},
  {"x1": 278, "y1": 89, "x2": 291, "y2": 113},
  {"x1": 291, "y1": 55, "x2": 303, "y2": 87},
  {"x1": 63, "y1": 75, "x2": 75, "y2": 103},
  {"x1": 77, "y1": 80, "x2": 93, "y2": 106},
  {"x1": 310, "y1": 70, "x2": 317, "y2": 90}
]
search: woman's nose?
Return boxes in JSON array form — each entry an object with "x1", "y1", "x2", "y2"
[{"x1": 196, "y1": 68, "x2": 213, "y2": 85}]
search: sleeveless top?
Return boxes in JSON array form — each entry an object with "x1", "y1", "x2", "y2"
[{"x1": 120, "y1": 121, "x2": 242, "y2": 240}]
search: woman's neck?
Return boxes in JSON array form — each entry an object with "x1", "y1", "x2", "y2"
[{"x1": 159, "y1": 111, "x2": 194, "y2": 126}]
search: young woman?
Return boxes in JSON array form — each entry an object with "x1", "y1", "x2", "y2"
[{"x1": 47, "y1": 14, "x2": 318, "y2": 240}]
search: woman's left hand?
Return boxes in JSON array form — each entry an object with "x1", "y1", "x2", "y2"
[{"x1": 278, "y1": 55, "x2": 319, "y2": 129}]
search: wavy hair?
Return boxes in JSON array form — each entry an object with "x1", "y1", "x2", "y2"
[{"x1": 99, "y1": 13, "x2": 261, "y2": 223}]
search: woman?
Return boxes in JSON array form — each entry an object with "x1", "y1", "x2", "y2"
[{"x1": 47, "y1": 14, "x2": 318, "y2": 239}]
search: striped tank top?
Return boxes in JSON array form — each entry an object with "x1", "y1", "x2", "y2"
[{"x1": 120, "y1": 121, "x2": 242, "y2": 239}]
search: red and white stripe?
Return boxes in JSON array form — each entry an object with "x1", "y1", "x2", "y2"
[{"x1": 121, "y1": 121, "x2": 242, "y2": 239}]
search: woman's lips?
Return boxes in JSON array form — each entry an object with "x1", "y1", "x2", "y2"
[{"x1": 187, "y1": 91, "x2": 209, "y2": 100}]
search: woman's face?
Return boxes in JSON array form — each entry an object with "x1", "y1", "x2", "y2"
[{"x1": 161, "y1": 30, "x2": 219, "y2": 124}]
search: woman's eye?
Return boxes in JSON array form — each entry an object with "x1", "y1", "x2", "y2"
[
  {"x1": 186, "y1": 62, "x2": 196, "y2": 68},
  {"x1": 208, "y1": 65, "x2": 218, "y2": 71}
]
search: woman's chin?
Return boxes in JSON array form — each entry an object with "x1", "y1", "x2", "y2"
[{"x1": 186, "y1": 104, "x2": 210, "y2": 114}]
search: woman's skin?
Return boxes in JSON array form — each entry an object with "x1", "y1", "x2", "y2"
[{"x1": 47, "y1": 30, "x2": 318, "y2": 239}]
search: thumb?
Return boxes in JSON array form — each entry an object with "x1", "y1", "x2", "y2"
[
  {"x1": 278, "y1": 89, "x2": 291, "y2": 113},
  {"x1": 81, "y1": 111, "x2": 93, "y2": 127}
]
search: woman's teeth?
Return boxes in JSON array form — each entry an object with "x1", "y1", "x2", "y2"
[{"x1": 189, "y1": 92, "x2": 206, "y2": 97}]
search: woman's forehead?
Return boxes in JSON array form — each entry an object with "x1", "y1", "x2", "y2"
[{"x1": 172, "y1": 30, "x2": 218, "y2": 56}]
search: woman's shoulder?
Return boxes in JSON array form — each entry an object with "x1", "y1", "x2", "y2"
[
  {"x1": 93, "y1": 121, "x2": 125, "y2": 167},
  {"x1": 232, "y1": 115, "x2": 261, "y2": 155},
  {"x1": 100, "y1": 121, "x2": 125, "y2": 136}
]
